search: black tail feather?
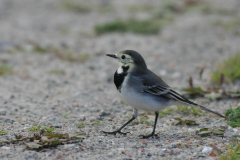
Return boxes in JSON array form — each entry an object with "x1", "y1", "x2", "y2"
[
  {"x1": 169, "y1": 90, "x2": 226, "y2": 118},
  {"x1": 199, "y1": 105, "x2": 226, "y2": 118}
]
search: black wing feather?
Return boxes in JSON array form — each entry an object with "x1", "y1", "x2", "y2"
[{"x1": 139, "y1": 69, "x2": 225, "y2": 118}]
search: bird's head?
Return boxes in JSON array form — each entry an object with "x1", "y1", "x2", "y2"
[{"x1": 106, "y1": 50, "x2": 147, "y2": 73}]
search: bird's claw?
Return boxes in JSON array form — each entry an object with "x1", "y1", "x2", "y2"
[{"x1": 101, "y1": 130, "x2": 129, "y2": 136}]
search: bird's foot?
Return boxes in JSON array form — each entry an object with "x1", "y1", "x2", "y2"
[
  {"x1": 139, "y1": 133, "x2": 158, "y2": 139},
  {"x1": 101, "y1": 130, "x2": 129, "y2": 136}
]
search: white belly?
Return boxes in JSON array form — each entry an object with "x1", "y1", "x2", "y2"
[{"x1": 119, "y1": 77, "x2": 172, "y2": 111}]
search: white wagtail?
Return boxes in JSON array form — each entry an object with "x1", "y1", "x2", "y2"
[{"x1": 103, "y1": 50, "x2": 225, "y2": 139}]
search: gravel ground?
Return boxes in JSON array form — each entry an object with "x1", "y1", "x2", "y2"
[{"x1": 0, "y1": 0, "x2": 240, "y2": 159}]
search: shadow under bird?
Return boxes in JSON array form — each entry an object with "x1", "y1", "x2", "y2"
[{"x1": 103, "y1": 50, "x2": 225, "y2": 139}]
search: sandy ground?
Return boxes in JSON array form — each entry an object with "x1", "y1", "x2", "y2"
[{"x1": 0, "y1": 0, "x2": 240, "y2": 159}]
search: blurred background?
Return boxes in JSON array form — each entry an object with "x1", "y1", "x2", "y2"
[
  {"x1": 0, "y1": 0, "x2": 240, "y2": 84},
  {"x1": 0, "y1": 0, "x2": 240, "y2": 105},
  {"x1": 0, "y1": 0, "x2": 240, "y2": 158},
  {"x1": 0, "y1": 0, "x2": 240, "y2": 108}
]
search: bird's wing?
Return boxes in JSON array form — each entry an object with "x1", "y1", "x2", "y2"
[
  {"x1": 137, "y1": 69, "x2": 226, "y2": 118},
  {"x1": 143, "y1": 82, "x2": 187, "y2": 103},
  {"x1": 137, "y1": 69, "x2": 185, "y2": 100}
]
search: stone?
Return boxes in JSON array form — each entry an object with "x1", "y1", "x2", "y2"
[
  {"x1": 202, "y1": 147, "x2": 212, "y2": 154},
  {"x1": 50, "y1": 117, "x2": 57, "y2": 122},
  {"x1": 4, "y1": 119, "x2": 14, "y2": 124},
  {"x1": 0, "y1": 139, "x2": 9, "y2": 143},
  {"x1": 177, "y1": 153, "x2": 187, "y2": 160},
  {"x1": 108, "y1": 152, "x2": 114, "y2": 158},
  {"x1": 41, "y1": 136, "x2": 48, "y2": 143},
  {"x1": 89, "y1": 116, "x2": 96, "y2": 122},
  {"x1": 188, "y1": 128, "x2": 195, "y2": 132},
  {"x1": 147, "y1": 153, "x2": 152, "y2": 157},
  {"x1": 0, "y1": 111, "x2": 6, "y2": 116},
  {"x1": 228, "y1": 126, "x2": 233, "y2": 130},
  {"x1": 100, "y1": 112, "x2": 110, "y2": 117},
  {"x1": 118, "y1": 148, "x2": 125, "y2": 153},
  {"x1": 1, "y1": 146, "x2": 10, "y2": 150},
  {"x1": 233, "y1": 128, "x2": 238, "y2": 133}
]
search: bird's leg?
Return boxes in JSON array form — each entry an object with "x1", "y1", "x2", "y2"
[
  {"x1": 102, "y1": 109, "x2": 138, "y2": 136},
  {"x1": 139, "y1": 111, "x2": 159, "y2": 139}
]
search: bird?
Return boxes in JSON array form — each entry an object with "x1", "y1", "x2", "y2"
[{"x1": 102, "y1": 50, "x2": 225, "y2": 139}]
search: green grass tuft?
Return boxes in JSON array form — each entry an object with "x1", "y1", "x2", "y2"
[
  {"x1": 212, "y1": 19, "x2": 240, "y2": 31},
  {"x1": 139, "y1": 115, "x2": 154, "y2": 125},
  {"x1": 218, "y1": 143, "x2": 240, "y2": 160},
  {"x1": 92, "y1": 121, "x2": 103, "y2": 126},
  {"x1": 77, "y1": 123, "x2": 87, "y2": 128},
  {"x1": 62, "y1": 2, "x2": 90, "y2": 13},
  {"x1": 159, "y1": 108, "x2": 174, "y2": 117},
  {"x1": 55, "y1": 51, "x2": 89, "y2": 63},
  {"x1": 177, "y1": 105, "x2": 203, "y2": 115},
  {"x1": 47, "y1": 69, "x2": 65, "y2": 75},
  {"x1": 95, "y1": 19, "x2": 161, "y2": 35},
  {"x1": 211, "y1": 53, "x2": 240, "y2": 84},
  {"x1": 44, "y1": 126, "x2": 55, "y2": 133},
  {"x1": 28, "y1": 125, "x2": 55, "y2": 133},
  {"x1": 0, "y1": 129, "x2": 8, "y2": 135},
  {"x1": 32, "y1": 46, "x2": 49, "y2": 53},
  {"x1": 28, "y1": 125, "x2": 41, "y2": 132},
  {"x1": 126, "y1": 4, "x2": 154, "y2": 13},
  {"x1": 0, "y1": 65, "x2": 13, "y2": 76},
  {"x1": 63, "y1": 113, "x2": 70, "y2": 119},
  {"x1": 144, "y1": 121, "x2": 154, "y2": 126},
  {"x1": 225, "y1": 105, "x2": 240, "y2": 128},
  {"x1": 140, "y1": 116, "x2": 148, "y2": 123}
]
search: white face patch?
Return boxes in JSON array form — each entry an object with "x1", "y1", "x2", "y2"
[{"x1": 117, "y1": 67, "x2": 123, "y2": 74}]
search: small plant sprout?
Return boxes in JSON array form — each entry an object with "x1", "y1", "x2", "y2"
[
  {"x1": 77, "y1": 123, "x2": 87, "y2": 128},
  {"x1": 159, "y1": 108, "x2": 174, "y2": 117},
  {"x1": 63, "y1": 113, "x2": 70, "y2": 119},
  {"x1": 28, "y1": 125, "x2": 41, "y2": 132},
  {"x1": 0, "y1": 65, "x2": 13, "y2": 76},
  {"x1": 0, "y1": 129, "x2": 8, "y2": 135},
  {"x1": 218, "y1": 143, "x2": 240, "y2": 160},
  {"x1": 176, "y1": 105, "x2": 203, "y2": 115},
  {"x1": 225, "y1": 105, "x2": 240, "y2": 127},
  {"x1": 140, "y1": 116, "x2": 148, "y2": 124},
  {"x1": 95, "y1": 19, "x2": 161, "y2": 35},
  {"x1": 44, "y1": 126, "x2": 55, "y2": 133},
  {"x1": 92, "y1": 121, "x2": 103, "y2": 126}
]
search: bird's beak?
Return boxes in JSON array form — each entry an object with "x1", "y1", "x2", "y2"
[{"x1": 106, "y1": 54, "x2": 117, "y2": 59}]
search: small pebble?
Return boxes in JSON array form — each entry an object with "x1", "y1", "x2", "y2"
[
  {"x1": 50, "y1": 117, "x2": 57, "y2": 122},
  {"x1": 228, "y1": 126, "x2": 233, "y2": 130},
  {"x1": 147, "y1": 153, "x2": 152, "y2": 157},
  {"x1": 108, "y1": 152, "x2": 114, "y2": 157},
  {"x1": 233, "y1": 128, "x2": 238, "y2": 133},
  {"x1": 4, "y1": 119, "x2": 14, "y2": 124},
  {"x1": 188, "y1": 128, "x2": 195, "y2": 132},
  {"x1": 1, "y1": 146, "x2": 10, "y2": 150},
  {"x1": 89, "y1": 116, "x2": 96, "y2": 122},
  {"x1": 118, "y1": 148, "x2": 125, "y2": 153},
  {"x1": 177, "y1": 153, "x2": 187, "y2": 160},
  {"x1": 202, "y1": 147, "x2": 212, "y2": 154}
]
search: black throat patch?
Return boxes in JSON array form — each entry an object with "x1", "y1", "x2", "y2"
[
  {"x1": 114, "y1": 66, "x2": 129, "y2": 92},
  {"x1": 122, "y1": 66, "x2": 129, "y2": 72}
]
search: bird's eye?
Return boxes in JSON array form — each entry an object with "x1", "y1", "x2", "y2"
[{"x1": 121, "y1": 55, "x2": 125, "y2": 59}]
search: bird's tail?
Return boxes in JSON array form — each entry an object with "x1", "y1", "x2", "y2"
[
  {"x1": 169, "y1": 89, "x2": 226, "y2": 118},
  {"x1": 197, "y1": 104, "x2": 225, "y2": 118},
  {"x1": 184, "y1": 99, "x2": 226, "y2": 118}
]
